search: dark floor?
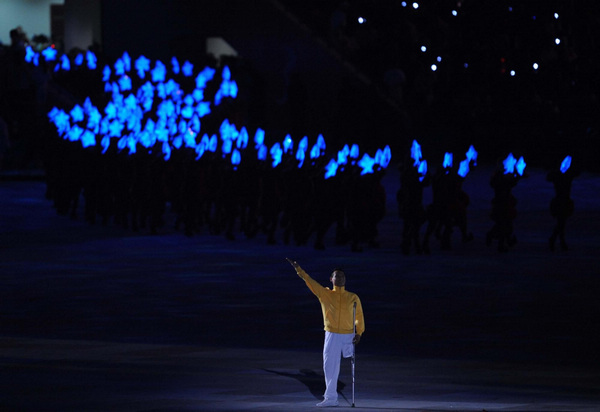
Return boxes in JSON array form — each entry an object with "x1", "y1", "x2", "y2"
[{"x1": 1, "y1": 164, "x2": 600, "y2": 411}]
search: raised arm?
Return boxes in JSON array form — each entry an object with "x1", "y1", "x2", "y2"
[{"x1": 286, "y1": 258, "x2": 325, "y2": 297}]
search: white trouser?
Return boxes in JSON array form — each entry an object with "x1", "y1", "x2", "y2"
[{"x1": 323, "y1": 331, "x2": 354, "y2": 401}]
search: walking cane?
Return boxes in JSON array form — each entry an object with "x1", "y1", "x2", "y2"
[{"x1": 352, "y1": 301, "x2": 356, "y2": 407}]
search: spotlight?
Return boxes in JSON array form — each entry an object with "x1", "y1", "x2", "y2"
[
  {"x1": 510, "y1": 70, "x2": 516, "y2": 76},
  {"x1": 555, "y1": 38, "x2": 561, "y2": 45},
  {"x1": 533, "y1": 62, "x2": 539, "y2": 70},
  {"x1": 358, "y1": 17, "x2": 366, "y2": 24},
  {"x1": 554, "y1": 12, "x2": 559, "y2": 19},
  {"x1": 452, "y1": 10, "x2": 458, "y2": 16},
  {"x1": 421, "y1": 45, "x2": 427, "y2": 52},
  {"x1": 437, "y1": 56, "x2": 442, "y2": 62},
  {"x1": 431, "y1": 64, "x2": 437, "y2": 71},
  {"x1": 412, "y1": 2, "x2": 419, "y2": 9}
]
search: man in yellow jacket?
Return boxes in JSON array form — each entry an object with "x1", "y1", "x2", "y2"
[{"x1": 287, "y1": 258, "x2": 365, "y2": 407}]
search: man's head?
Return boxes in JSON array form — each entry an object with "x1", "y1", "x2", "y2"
[{"x1": 330, "y1": 269, "x2": 346, "y2": 287}]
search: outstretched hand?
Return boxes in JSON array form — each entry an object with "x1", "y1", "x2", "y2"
[{"x1": 286, "y1": 257, "x2": 299, "y2": 269}]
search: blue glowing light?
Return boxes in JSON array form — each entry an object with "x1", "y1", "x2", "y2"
[
  {"x1": 172, "y1": 136, "x2": 183, "y2": 149},
  {"x1": 220, "y1": 119, "x2": 237, "y2": 141},
  {"x1": 196, "y1": 102, "x2": 211, "y2": 117},
  {"x1": 337, "y1": 145, "x2": 349, "y2": 165},
  {"x1": 195, "y1": 140, "x2": 205, "y2": 160},
  {"x1": 178, "y1": 119, "x2": 188, "y2": 135},
  {"x1": 254, "y1": 128, "x2": 265, "y2": 147},
  {"x1": 208, "y1": 134, "x2": 218, "y2": 152},
  {"x1": 458, "y1": 159, "x2": 469, "y2": 177},
  {"x1": 182, "y1": 61, "x2": 194, "y2": 77},
  {"x1": 466, "y1": 145, "x2": 478, "y2": 164},
  {"x1": 310, "y1": 143, "x2": 321, "y2": 160},
  {"x1": 81, "y1": 130, "x2": 96, "y2": 148},
  {"x1": 114, "y1": 58, "x2": 125, "y2": 76},
  {"x1": 190, "y1": 115, "x2": 201, "y2": 133},
  {"x1": 102, "y1": 65, "x2": 111, "y2": 81},
  {"x1": 139, "y1": 131, "x2": 152, "y2": 148},
  {"x1": 124, "y1": 94, "x2": 137, "y2": 111},
  {"x1": 171, "y1": 57, "x2": 180, "y2": 74},
  {"x1": 298, "y1": 136, "x2": 308, "y2": 153},
  {"x1": 108, "y1": 120, "x2": 125, "y2": 137},
  {"x1": 315, "y1": 134, "x2": 326, "y2": 153},
  {"x1": 162, "y1": 141, "x2": 171, "y2": 160},
  {"x1": 42, "y1": 46, "x2": 57, "y2": 61},
  {"x1": 443, "y1": 152, "x2": 453, "y2": 168},
  {"x1": 237, "y1": 127, "x2": 249, "y2": 149},
  {"x1": 192, "y1": 88, "x2": 204, "y2": 102},
  {"x1": 271, "y1": 142, "x2": 283, "y2": 167},
  {"x1": 25, "y1": 46, "x2": 35, "y2": 64},
  {"x1": 196, "y1": 67, "x2": 216, "y2": 89},
  {"x1": 181, "y1": 104, "x2": 193, "y2": 119},
  {"x1": 122, "y1": 52, "x2": 131, "y2": 72},
  {"x1": 283, "y1": 134, "x2": 293, "y2": 153},
  {"x1": 119, "y1": 75, "x2": 132, "y2": 91},
  {"x1": 61, "y1": 54, "x2": 70, "y2": 71},
  {"x1": 86, "y1": 50, "x2": 97, "y2": 69},
  {"x1": 418, "y1": 160, "x2": 427, "y2": 182},
  {"x1": 232, "y1": 148, "x2": 241, "y2": 167},
  {"x1": 324, "y1": 159, "x2": 338, "y2": 179},
  {"x1": 257, "y1": 144, "x2": 267, "y2": 161},
  {"x1": 411, "y1": 140, "x2": 422, "y2": 166},
  {"x1": 358, "y1": 153, "x2": 375, "y2": 175},
  {"x1": 380, "y1": 145, "x2": 392, "y2": 168},
  {"x1": 350, "y1": 144, "x2": 359, "y2": 159},
  {"x1": 503, "y1": 153, "x2": 517, "y2": 174},
  {"x1": 296, "y1": 147, "x2": 305, "y2": 168},
  {"x1": 184, "y1": 128, "x2": 197, "y2": 148},
  {"x1": 67, "y1": 125, "x2": 83, "y2": 142},
  {"x1": 74, "y1": 53, "x2": 84, "y2": 66},
  {"x1": 516, "y1": 156, "x2": 526, "y2": 176},
  {"x1": 135, "y1": 56, "x2": 151, "y2": 78},
  {"x1": 560, "y1": 155, "x2": 572, "y2": 174},
  {"x1": 101, "y1": 136, "x2": 110, "y2": 154},
  {"x1": 70, "y1": 105, "x2": 84, "y2": 122},
  {"x1": 87, "y1": 108, "x2": 102, "y2": 129},
  {"x1": 151, "y1": 60, "x2": 167, "y2": 83}
]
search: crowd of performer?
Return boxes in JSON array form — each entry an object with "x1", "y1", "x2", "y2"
[{"x1": 2, "y1": 28, "x2": 582, "y2": 254}]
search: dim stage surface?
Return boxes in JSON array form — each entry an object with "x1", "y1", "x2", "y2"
[{"x1": 1, "y1": 164, "x2": 599, "y2": 411}]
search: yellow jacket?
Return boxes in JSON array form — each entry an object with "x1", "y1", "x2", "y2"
[{"x1": 296, "y1": 267, "x2": 365, "y2": 336}]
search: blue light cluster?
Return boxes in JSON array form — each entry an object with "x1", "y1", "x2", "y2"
[
  {"x1": 37, "y1": 50, "x2": 391, "y2": 179},
  {"x1": 503, "y1": 153, "x2": 526, "y2": 176}
]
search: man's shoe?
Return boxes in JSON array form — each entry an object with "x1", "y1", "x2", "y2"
[{"x1": 316, "y1": 398, "x2": 339, "y2": 407}]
